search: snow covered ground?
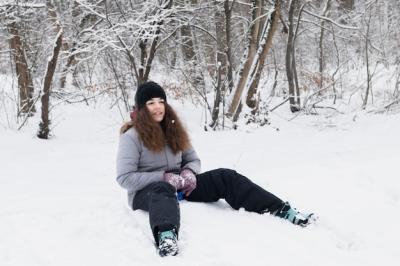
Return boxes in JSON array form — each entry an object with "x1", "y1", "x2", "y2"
[{"x1": 0, "y1": 99, "x2": 399, "y2": 266}]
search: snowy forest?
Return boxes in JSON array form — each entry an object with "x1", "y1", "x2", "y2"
[
  {"x1": 1, "y1": 1, "x2": 400, "y2": 265},
  {"x1": 1, "y1": 0, "x2": 399, "y2": 136}
]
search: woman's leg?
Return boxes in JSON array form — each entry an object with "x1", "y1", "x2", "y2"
[
  {"x1": 186, "y1": 168, "x2": 284, "y2": 214},
  {"x1": 132, "y1": 181, "x2": 180, "y2": 243}
]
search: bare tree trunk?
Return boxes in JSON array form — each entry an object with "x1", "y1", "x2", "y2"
[
  {"x1": 38, "y1": 1, "x2": 63, "y2": 139},
  {"x1": 143, "y1": 34, "x2": 161, "y2": 82},
  {"x1": 292, "y1": 38, "x2": 300, "y2": 107},
  {"x1": 37, "y1": 29, "x2": 63, "y2": 139},
  {"x1": 180, "y1": 6, "x2": 196, "y2": 63},
  {"x1": 362, "y1": 10, "x2": 372, "y2": 110},
  {"x1": 224, "y1": 0, "x2": 233, "y2": 92},
  {"x1": 269, "y1": 49, "x2": 279, "y2": 97},
  {"x1": 138, "y1": 39, "x2": 147, "y2": 85},
  {"x1": 318, "y1": 0, "x2": 332, "y2": 90},
  {"x1": 227, "y1": 0, "x2": 262, "y2": 117},
  {"x1": 210, "y1": 63, "x2": 223, "y2": 128},
  {"x1": 290, "y1": 1, "x2": 309, "y2": 108},
  {"x1": 7, "y1": 22, "x2": 35, "y2": 115},
  {"x1": 331, "y1": 24, "x2": 340, "y2": 104},
  {"x1": 210, "y1": 0, "x2": 229, "y2": 128},
  {"x1": 60, "y1": 0, "x2": 80, "y2": 89},
  {"x1": 246, "y1": 0, "x2": 280, "y2": 112},
  {"x1": 285, "y1": 0, "x2": 300, "y2": 112},
  {"x1": 232, "y1": 101, "x2": 243, "y2": 123}
]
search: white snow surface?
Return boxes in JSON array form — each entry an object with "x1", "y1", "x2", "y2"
[{"x1": 1, "y1": 100, "x2": 399, "y2": 266}]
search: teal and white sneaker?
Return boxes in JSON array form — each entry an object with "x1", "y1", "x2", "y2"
[
  {"x1": 157, "y1": 229, "x2": 179, "y2": 257},
  {"x1": 275, "y1": 202, "x2": 316, "y2": 227}
]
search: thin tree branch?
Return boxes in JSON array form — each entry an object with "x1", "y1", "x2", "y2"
[{"x1": 303, "y1": 9, "x2": 358, "y2": 30}]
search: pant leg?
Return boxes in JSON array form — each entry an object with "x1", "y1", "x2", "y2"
[
  {"x1": 186, "y1": 168, "x2": 284, "y2": 214},
  {"x1": 132, "y1": 181, "x2": 180, "y2": 243}
]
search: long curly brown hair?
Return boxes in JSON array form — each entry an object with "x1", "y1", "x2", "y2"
[{"x1": 120, "y1": 103, "x2": 191, "y2": 154}]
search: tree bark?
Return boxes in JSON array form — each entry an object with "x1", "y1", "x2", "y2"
[
  {"x1": 180, "y1": 21, "x2": 196, "y2": 62},
  {"x1": 38, "y1": 30, "x2": 63, "y2": 139},
  {"x1": 246, "y1": 0, "x2": 280, "y2": 111},
  {"x1": 38, "y1": 2, "x2": 63, "y2": 139},
  {"x1": 285, "y1": 0, "x2": 300, "y2": 112},
  {"x1": 210, "y1": 0, "x2": 229, "y2": 128},
  {"x1": 227, "y1": 0, "x2": 262, "y2": 117},
  {"x1": 60, "y1": 0, "x2": 80, "y2": 89},
  {"x1": 7, "y1": 22, "x2": 35, "y2": 115},
  {"x1": 318, "y1": 0, "x2": 332, "y2": 90},
  {"x1": 270, "y1": 49, "x2": 279, "y2": 97},
  {"x1": 362, "y1": 10, "x2": 372, "y2": 110},
  {"x1": 224, "y1": 0, "x2": 233, "y2": 92}
]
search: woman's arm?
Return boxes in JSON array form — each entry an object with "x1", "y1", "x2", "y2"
[
  {"x1": 181, "y1": 147, "x2": 201, "y2": 174},
  {"x1": 116, "y1": 132, "x2": 164, "y2": 192}
]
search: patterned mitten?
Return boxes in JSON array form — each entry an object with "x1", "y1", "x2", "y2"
[
  {"x1": 180, "y1": 169, "x2": 197, "y2": 196},
  {"x1": 163, "y1": 172, "x2": 185, "y2": 191}
]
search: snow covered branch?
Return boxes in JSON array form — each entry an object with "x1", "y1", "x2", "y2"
[
  {"x1": 0, "y1": 2, "x2": 45, "y2": 8},
  {"x1": 303, "y1": 9, "x2": 359, "y2": 30}
]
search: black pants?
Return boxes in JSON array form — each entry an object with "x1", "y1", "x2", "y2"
[{"x1": 132, "y1": 168, "x2": 284, "y2": 243}]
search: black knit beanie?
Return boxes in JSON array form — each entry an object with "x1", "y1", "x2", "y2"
[{"x1": 134, "y1": 81, "x2": 167, "y2": 109}]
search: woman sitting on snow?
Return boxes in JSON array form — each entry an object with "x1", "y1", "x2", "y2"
[{"x1": 116, "y1": 81, "x2": 314, "y2": 257}]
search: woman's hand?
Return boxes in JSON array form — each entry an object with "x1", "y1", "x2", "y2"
[
  {"x1": 163, "y1": 172, "x2": 185, "y2": 191},
  {"x1": 180, "y1": 169, "x2": 197, "y2": 196}
]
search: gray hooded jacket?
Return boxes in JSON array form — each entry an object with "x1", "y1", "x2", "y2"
[{"x1": 116, "y1": 127, "x2": 201, "y2": 207}]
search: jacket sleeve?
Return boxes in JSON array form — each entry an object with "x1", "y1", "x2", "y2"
[
  {"x1": 116, "y1": 132, "x2": 164, "y2": 192},
  {"x1": 181, "y1": 146, "x2": 201, "y2": 174}
]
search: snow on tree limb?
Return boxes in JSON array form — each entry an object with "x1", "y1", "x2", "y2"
[
  {"x1": 74, "y1": 0, "x2": 106, "y2": 19},
  {"x1": 0, "y1": 2, "x2": 45, "y2": 8},
  {"x1": 303, "y1": 9, "x2": 359, "y2": 30}
]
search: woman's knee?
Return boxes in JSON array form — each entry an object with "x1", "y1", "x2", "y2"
[
  {"x1": 151, "y1": 181, "x2": 176, "y2": 195},
  {"x1": 215, "y1": 168, "x2": 253, "y2": 186},
  {"x1": 217, "y1": 168, "x2": 247, "y2": 180},
  {"x1": 215, "y1": 168, "x2": 237, "y2": 177}
]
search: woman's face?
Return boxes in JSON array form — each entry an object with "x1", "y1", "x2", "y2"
[{"x1": 145, "y1": 97, "x2": 165, "y2": 122}]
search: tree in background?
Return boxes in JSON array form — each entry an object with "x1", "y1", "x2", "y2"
[
  {"x1": 37, "y1": 0, "x2": 63, "y2": 139},
  {"x1": 1, "y1": 0, "x2": 400, "y2": 134},
  {"x1": 3, "y1": 2, "x2": 38, "y2": 116}
]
